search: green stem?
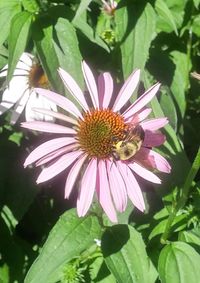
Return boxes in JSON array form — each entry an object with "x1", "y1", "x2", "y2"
[{"x1": 161, "y1": 146, "x2": 200, "y2": 244}]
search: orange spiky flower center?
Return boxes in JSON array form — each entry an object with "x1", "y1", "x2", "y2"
[
  {"x1": 28, "y1": 64, "x2": 49, "y2": 89},
  {"x1": 77, "y1": 109, "x2": 128, "y2": 158}
]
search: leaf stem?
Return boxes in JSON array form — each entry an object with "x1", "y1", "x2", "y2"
[{"x1": 161, "y1": 146, "x2": 200, "y2": 244}]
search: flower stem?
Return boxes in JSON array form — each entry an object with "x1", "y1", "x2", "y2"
[{"x1": 161, "y1": 146, "x2": 200, "y2": 244}]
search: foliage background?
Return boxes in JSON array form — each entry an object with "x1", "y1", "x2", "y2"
[{"x1": 0, "y1": 0, "x2": 200, "y2": 282}]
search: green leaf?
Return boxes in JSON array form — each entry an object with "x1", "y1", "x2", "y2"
[
  {"x1": 89, "y1": 256, "x2": 116, "y2": 283},
  {"x1": 22, "y1": 0, "x2": 40, "y2": 13},
  {"x1": 179, "y1": 230, "x2": 200, "y2": 247},
  {"x1": 155, "y1": 0, "x2": 178, "y2": 35},
  {"x1": 115, "y1": 2, "x2": 156, "y2": 79},
  {"x1": 192, "y1": 14, "x2": 200, "y2": 37},
  {"x1": 102, "y1": 225, "x2": 157, "y2": 283},
  {"x1": 0, "y1": 0, "x2": 21, "y2": 47},
  {"x1": 7, "y1": 11, "x2": 32, "y2": 82},
  {"x1": 170, "y1": 51, "x2": 191, "y2": 118},
  {"x1": 24, "y1": 210, "x2": 101, "y2": 283},
  {"x1": 73, "y1": 13, "x2": 110, "y2": 52},
  {"x1": 0, "y1": 264, "x2": 9, "y2": 283},
  {"x1": 155, "y1": 0, "x2": 186, "y2": 34},
  {"x1": 159, "y1": 86, "x2": 178, "y2": 131},
  {"x1": 193, "y1": 0, "x2": 200, "y2": 9},
  {"x1": 73, "y1": 0, "x2": 92, "y2": 21},
  {"x1": 149, "y1": 214, "x2": 188, "y2": 241},
  {"x1": 158, "y1": 242, "x2": 200, "y2": 283},
  {"x1": 33, "y1": 17, "x2": 63, "y2": 93},
  {"x1": 53, "y1": 17, "x2": 84, "y2": 89}
]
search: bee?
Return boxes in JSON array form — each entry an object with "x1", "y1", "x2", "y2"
[{"x1": 111, "y1": 125, "x2": 145, "y2": 161}]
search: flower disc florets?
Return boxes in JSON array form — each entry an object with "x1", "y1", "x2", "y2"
[{"x1": 77, "y1": 109, "x2": 127, "y2": 158}]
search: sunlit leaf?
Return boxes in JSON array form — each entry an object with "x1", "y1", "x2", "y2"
[
  {"x1": 102, "y1": 225, "x2": 157, "y2": 283},
  {"x1": 158, "y1": 242, "x2": 200, "y2": 283},
  {"x1": 24, "y1": 210, "x2": 101, "y2": 283}
]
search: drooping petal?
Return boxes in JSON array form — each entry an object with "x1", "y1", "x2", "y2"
[
  {"x1": 143, "y1": 130, "x2": 166, "y2": 147},
  {"x1": 82, "y1": 61, "x2": 99, "y2": 108},
  {"x1": 98, "y1": 72, "x2": 113, "y2": 109},
  {"x1": 107, "y1": 160, "x2": 127, "y2": 212},
  {"x1": 36, "y1": 150, "x2": 82, "y2": 183},
  {"x1": 25, "y1": 91, "x2": 58, "y2": 122},
  {"x1": 65, "y1": 154, "x2": 87, "y2": 199},
  {"x1": 134, "y1": 148, "x2": 171, "y2": 173},
  {"x1": 97, "y1": 160, "x2": 117, "y2": 222},
  {"x1": 113, "y1": 69, "x2": 140, "y2": 112},
  {"x1": 21, "y1": 121, "x2": 76, "y2": 134},
  {"x1": 58, "y1": 68, "x2": 89, "y2": 112},
  {"x1": 36, "y1": 144, "x2": 79, "y2": 166},
  {"x1": 10, "y1": 90, "x2": 30, "y2": 124},
  {"x1": 141, "y1": 118, "x2": 168, "y2": 131},
  {"x1": 31, "y1": 108, "x2": 78, "y2": 125},
  {"x1": 0, "y1": 76, "x2": 28, "y2": 115},
  {"x1": 126, "y1": 108, "x2": 152, "y2": 124},
  {"x1": 34, "y1": 88, "x2": 82, "y2": 119},
  {"x1": 123, "y1": 83, "x2": 161, "y2": 119},
  {"x1": 77, "y1": 158, "x2": 97, "y2": 217},
  {"x1": 128, "y1": 162, "x2": 161, "y2": 184},
  {"x1": 117, "y1": 162, "x2": 145, "y2": 212}
]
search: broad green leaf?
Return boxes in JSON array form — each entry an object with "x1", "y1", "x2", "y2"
[
  {"x1": 155, "y1": 0, "x2": 178, "y2": 35},
  {"x1": 158, "y1": 242, "x2": 200, "y2": 283},
  {"x1": 24, "y1": 210, "x2": 101, "y2": 283},
  {"x1": 73, "y1": 0, "x2": 92, "y2": 21},
  {"x1": 170, "y1": 51, "x2": 191, "y2": 118},
  {"x1": 22, "y1": 0, "x2": 40, "y2": 13},
  {"x1": 102, "y1": 225, "x2": 157, "y2": 283},
  {"x1": 7, "y1": 11, "x2": 32, "y2": 82},
  {"x1": 33, "y1": 17, "x2": 63, "y2": 93},
  {"x1": 115, "y1": 3, "x2": 156, "y2": 79},
  {"x1": 53, "y1": 17, "x2": 84, "y2": 89},
  {"x1": 0, "y1": 0, "x2": 21, "y2": 47}
]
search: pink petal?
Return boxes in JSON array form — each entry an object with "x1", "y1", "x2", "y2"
[
  {"x1": 34, "y1": 88, "x2": 82, "y2": 119},
  {"x1": 21, "y1": 121, "x2": 76, "y2": 134},
  {"x1": 97, "y1": 160, "x2": 117, "y2": 222},
  {"x1": 125, "y1": 108, "x2": 152, "y2": 124},
  {"x1": 58, "y1": 68, "x2": 89, "y2": 112},
  {"x1": 36, "y1": 144, "x2": 78, "y2": 166},
  {"x1": 134, "y1": 148, "x2": 171, "y2": 173},
  {"x1": 123, "y1": 83, "x2": 161, "y2": 119},
  {"x1": 107, "y1": 160, "x2": 127, "y2": 212},
  {"x1": 32, "y1": 108, "x2": 78, "y2": 125},
  {"x1": 24, "y1": 137, "x2": 76, "y2": 167},
  {"x1": 143, "y1": 131, "x2": 166, "y2": 147},
  {"x1": 82, "y1": 61, "x2": 99, "y2": 108},
  {"x1": 141, "y1": 118, "x2": 168, "y2": 131},
  {"x1": 77, "y1": 158, "x2": 97, "y2": 217},
  {"x1": 65, "y1": 154, "x2": 87, "y2": 199},
  {"x1": 113, "y1": 69, "x2": 140, "y2": 112},
  {"x1": 19, "y1": 52, "x2": 33, "y2": 68},
  {"x1": 128, "y1": 162, "x2": 161, "y2": 184},
  {"x1": 117, "y1": 162, "x2": 145, "y2": 212},
  {"x1": 97, "y1": 72, "x2": 113, "y2": 109},
  {"x1": 36, "y1": 150, "x2": 82, "y2": 183},
  {"x1": 10, "y1": 90, "x2": 30, "y2": 124}
]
